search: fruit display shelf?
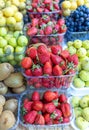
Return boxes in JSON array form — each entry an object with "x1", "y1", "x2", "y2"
[{"x1": 19, "y1": 90, "x2": 74, "y2": 129}]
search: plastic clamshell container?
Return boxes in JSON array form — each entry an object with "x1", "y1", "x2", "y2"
[
  {"x1": 19, "y1": 90, "x2": 74, "y2": 129},
  {"x1": 68, "y1": 96, "x2": 89, "y2": 130},
  {"x1": 4, "y1": 94, "x2": 20, "y2": 130},
  {"x1": 22, "y1": 70, "x2": 75, "y2": 89},
  {"x1": 65, "y1": 31, "x2": 89, "y2": 42}
]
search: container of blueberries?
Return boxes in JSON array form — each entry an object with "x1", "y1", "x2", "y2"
[{"x1": 65, "y1": 5, "x2": 89, "y2": 41}]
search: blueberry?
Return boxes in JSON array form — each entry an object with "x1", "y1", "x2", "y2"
[
  {"x1": 79, "y1": 11, "x2": 84, "y2": 17},
  {"x1": 83, "y1": 13, "x2": 88, "y2": 18}
]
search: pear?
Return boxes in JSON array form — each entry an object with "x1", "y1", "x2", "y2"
[
  {"x1": 74, "y1": 107, "x2": 82, "y2": 118},
  {"x1": 76, "y1": 116, "x2": 89, "y2": 130},
  {"x1": 71, "y1": 96, "x2": 80, "y2": 107},
  {"x1": 82, "y1": 107, "x2": 89, "y2": 121},
  {"x1": 79, "y1": 96, "x2": 89, "y2": 108}
]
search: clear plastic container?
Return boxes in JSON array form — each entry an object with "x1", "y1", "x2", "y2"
[
  {"x1": 19, "y1": 90, "x2": 74, "y2": 129},
  {"x1": 4, "y1": 94, "x2": 20, "y2": 130},
  {"x1": 22, "y1": 71, "x2": 75, "y2": 89},
  {"x1": 65, "y1": 31, "x2": 89, "y2": 42}
]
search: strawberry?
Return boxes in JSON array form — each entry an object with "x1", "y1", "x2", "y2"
[
  {"x1": 44, "y1": 113, "x2": 51, "y2": 123},
  {"x1": 24, "y1": 110, "x2": 37, "y2": 124},
  {"x1": 34, "y1": 82, "x2": 42, "y2": 88},
  {"x1": 44, "y1": 103, "x2": 56, "y2": 113},
  {"x1": 59, "y1": 94, "x2": 67, "y2": 103},
  {"x1": 54, "y1": 24, "x2": 60, "y2": 32},
  {"x1": 42, "y1": 15, "x2": 50, "y2": 23},
  {"x1": 53, "y1": 65, "x2": 63, "y2": 76},
  {"x1": 61, "y1": 50, "x2": 70, "y2": 59},
  {"x1": 37, "y1": 45, "x2": 47, "y2": 54},
  {"x1": 43, "y1": 91, "x2": 57, "y2": 102},
  {"x1": 53, "y1": 3, "x2": 59, "y2": 10},
  {"x1": 59, "y1": 59, "x2": 67, "y2": 70},
  {"x1": 25, "y1": 69, "x2": 32, "y2": 76},
  {"x1": 31, "y1": 3, "x2": 37, "y2": 8},
  {"x1": 57, "y1": 102, "x2": 61, "y2": 109},
  {"x1": 35, "y1": 114, "x2": 45, "y2": 125},
  {"x1": 62, "y1": 117, "x2": 70, "y2": 123},
  {"x1": 39, "y1": 30, "x2": 44, "y2": 35},
  {"x1": 51, "y1": 45, "x2": 62, "y2": 55},
  {"x1": 68, "y1": 54, "x2": 78, "y2": 66},
  {"x1": 67, "y1": 69, "x2": 76, "y2": 74},
  {"x1": 27, "y1": 27, "x2": 38, "y2": 36},
  {"x1": 21, "y1": 57, "x2": 32, "y2": 69},
  {"x1": 57, "y1": 19, "x2": 65, "y2": 26},
  {"x1": 46, "y1": 119, "x2": 53, "y2": 125},
  {"x1": 59, "y1": 25, "x2": 67, "y2": 33},
  {"x1": 37, "y1": 7, "x2": 43, "y2": 12},
  {"x1": 32, "y1": 101, "x2": 43, "y2": 111},
  {"x1": 38, "y1": 52, "x2": 50, "y2": 64},
  {"x1": 31, "y1": 37, "x2": 40, "y2": 43},
  {"x1": 53, "y1": 119, "x2": 63, "y2": 124},
  {"x1": 44, "y1": 26, "x2": 53, "y2": 35},
  {"x1": 51, "y1": 54, "x2": 63, "y2": 65},
  {"x1": 23, "y1": 101, "x2": 33, "y2": 112},
  {"x1": 32, "y1": 91, "x2": 40, "y2": 101},
  {"x1": 43, "y1": 62, "x2": 52, "y2": 75},
  {"x1": 32, "y1": 64, "x2": 43, "y2": 76},
  {"x1": 32, "y1": 18, "x2": 39, "y2": 27},
  {"x1": 26, "y1": 47, "x2": 37, "y2": 59},
  {"x1": 51, "y1": 109, "x2": 62, "y2": 120},
  {"x1": 44, "y1": 0, "x2": 52, "y2": 4}
]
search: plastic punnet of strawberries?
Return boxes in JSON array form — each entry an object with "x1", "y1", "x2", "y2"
[
  {"x1": 21, "y1": 90, "x2": 72, "y2": 125},
  {"x1": 21, "y1": 43, "x2": 78, "y2": 89}
]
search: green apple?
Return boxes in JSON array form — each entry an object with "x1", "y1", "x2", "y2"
[
  {"x1": 15, "y1": 46, "x2": 25, "y2": 54},
  {"x1": 67, "y1": 41, "x2": 74, "y2": 47},
  {"x1": 71, "y1": 96, "x2": 80, "y2": 107},
  {"x1": 79, "y1": 56, "x2": 89, "y2": 62},
  {"x1": 79, "y1": 70, "x2": 89, "y2": 81},
  {"x1": 77, "y1": 48, "x2": 87, "y2": 57},
  {"x1": 4, "y1": 34, "x2": 13, "y2": 41},
  {"x1": 17, "y1": 35, "x2": 28, "y2": 46},
  {"x1": 76, "y1": 116, "x2": 89, "y2": 130},
  {"x1": 9, "y1": 60, "x2": 17, "y2": 66},
  {"x1": 6, "y1": 17, "x2": 16, "y2": 27},
  {"x1": 77, "y1": 62, "x2": 81, "y2": 71},
  {"x1": 13, "y1": 31, "x2": 20, "y2": 39},
  {"x1": 0, "y1": 16, "x2": 6, "y2": 26},
  {"x1": 0, "y1": 27, "x2": 7, "y2": 37},
  {"x1": 0, "y1": 37, "x2": 7, "y2": 48},
  {"x1": 85, "y1": 81, "x2": 89, "y2": 87},
  {"x1": 86, "y1": 49, "x2": 89, "y2": 56},
  {"x1": 81, "y1": 58, "x2": 89, "y2": 71},
  {"x1": 0, "y1": 48, "x2": 4, "y2": 57},
  {"x1": 73, "y1": 40, "x2": 82, "y2": 49},
  {"x1": 68, "y1": 46, "x2": 76, "y2": 55},
  {"x1": 82, "y1": 40, "x2": 89, "y2": 49},
  {"x1": 14, "y1": 22, "x2": 23, "y2": 31},
  {"x1": 73, "y1": 77, "x2": 85, "y2": 88},
  {"x1": 74, "y1": 107, "x2": 82, "y2": 118},
  {"x1": 82, "y1": 107, "x2": 89, "y2": 121},
  {"x1": 6, "y1": 54, "x2": 14, "y2": 61},
  {"x1": 14, "y1": 54, "x2": 24, "y2": 61},
  {"x1": 79, "y1": 96, "x2": 89, "y2": 108},
  {"x1": 4, "y1": 45, "x2": 14, "y2": 55},
  {"x1": 8, "y1": 37, "x2": 17, "y2": 47}
]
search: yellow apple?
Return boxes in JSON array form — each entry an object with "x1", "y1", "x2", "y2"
[
  {"x1": 62, "y1": 1, "x2": 71, "y2": 9},
  {"x1": 14, "y1": 12, "x2": 23, "y2": 22}
]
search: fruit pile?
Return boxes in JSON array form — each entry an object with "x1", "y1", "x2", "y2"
[
  {"x1": 67, "y1": 40, "x2": 89, "y2": 88},
  {"x1": 21, "y1": 43, "x2": 78, "y2": 88},
  {"x1": 62, "y1": 0, "x2": 89, "y2": 16},
  {"x1": 71, "y1": 95, "x2": 89, "y2": 130},
  {"x1": 0, "y1": 27, "x2": 28, "y2": 65},
  {"x1": 65, "y1": 5, "x2": 89, "y2": 32},
  {"x1": 22, "y1": 91, "x2": 71, "y2": 125}
]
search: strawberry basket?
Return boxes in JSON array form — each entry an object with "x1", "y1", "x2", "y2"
[{"x1": 19, "y1": 90, "x2": 74, "y2": 129}]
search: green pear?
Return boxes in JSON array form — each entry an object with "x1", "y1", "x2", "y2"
[
  {"x1": 81, "y1": 58, "x2": 89, "y2": 71},
  {"x1": 79, "y1": 96, "x2": 89, "y2": 108},
  {"x1": 85, "y1": 81, "x2": 89, "y2": 87},
  {"x1": 79, "y1": 70, "x2": 89, "y2": 81},
  {"x1": 74, "y1": 107, "x2": 82, "y2": 118},
  {"x1": 76, "y1": 116, "x2": 89, "y2": 130},
  {"x1": 71, "y1": 96, "x2": 80, "y2": 107},
  {"x1": 73, "y1": 77, "x2": 85, "y2": 88},
  {"x1": 82, "y1": 107, "x2": 89, "y2": 121}
]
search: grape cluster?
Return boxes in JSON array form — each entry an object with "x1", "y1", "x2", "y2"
[{"x1": 66, "y1": 5, "x2": 89, "y2": 32}]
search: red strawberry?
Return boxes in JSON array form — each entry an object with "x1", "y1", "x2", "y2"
[
  {"x1": 44, "y1": 0, "x2": 52, "y2": 4},
  {"x1": 46, "y1": 119, "x2": 53, "y2": 125},
  {"x1": 39, "y1": 30, "x2": 44, "y2": 35},
  {"x1": 62, "y1": 117, "x2": 70, "y2": 123},
  {"x1": 38, "y1": 52, "x2": 50, "y2": 64},
  {"x1": 53, "y1": 65, "x2": 63, "y2": 76},
  {"x1": 23, "y1": 101, "x2": 33, "y2": 112},
  {"x1": 57, "y1": 19, "x2": 65, "y2": 26},
  {"x1": 37, "y1": 7, "x2": 43, "y2": 12},
  {"x1": 54, "y1": 24, "x2": 60, "y2": 32},
  {"x1": 44, "y1": 26, "x2": 53, "y2": 35},
  {"x1": 32, "y1": 91, "x2": 40, "y2": 101},
  {"x1": 51, "y1": 54, "x2": 63, "y2": 65},
  {"x1": 21, "y1": 57, "x2": 32, "y2": 69},
  {"x1": 57, "y1": 102, "x2": 61, "y2": 109},
  {"x1": 26, "y1": 47, "x2": 37, "y2": 59},
  {"x1": 27, "y1": 27, "x2": 38, "y2": 36},
  {"x1": 43, "y1": 62, "x2": 52, "y2": 75},
  {"x1": 24, "y1": 110, "x2": 37, "y2": 124},
  {"x1": 43, "y1": 91, "x2": 57, "y2": 102},
  {"x1": 61, "y1": 50, "x2": 70, "y2": 59},
  {"x1": 31, "y1": 37, "x2": 40, "y2": 43},
  {"x1": 53, "y1": 119, "x2": 63, "y2": 124},
  {"x1": 51, "y1": 109, "x2": 62, "y2": 120},
  {"x1": 59, "y1": 25, "x2": 67, "y2": 33},
  {"x1": 44, "y1": 113, "x2": 51, "y2": 123},
  {"x1": 31, "y1": 3, "x2": 37, "y2": 8},
  {"x1": 25, "y1": 69, "x2": 32, "y2": 76},
  {"x1": 68, "y1": 54, "x2": 78, "y2": 66},
  {"x1": 32, "y1": 18, "x2": 39, "y2": 27},
  {"x1": 42, "y1": 15, "x2": 50, "y2": 23},
  {"x1": 44, "y1": 103, "x2": 56, "y2": 113},
  {"x1": 35, "y1": 82, "x2": 42, "y2": 88},
  {"x1": 33, "y1": 0, "x2": 39, "y2": 3},
  {"x1": 67, "y1": 69, "x2": 76, "y2": 74},
  {"x1": 59, "y1": 59, "x2": 67, "y2": 70},
  {"x1": 51, "y1": 45, "x2": 62, "y2": 55},
  {"x1": 35, "y1": 114, "x2": 45, "y2": 125},
  {"x1": 37, "y1": 45, "x2": 47, "y2": 54},
  {"x1": 59, "y1": 94, "x2": 67, "y2": 103},
  {"x1": 53, "y1": 3, "x2": 59, "y2": 10},
  {"x1": 32, "y1": 64, "x2": 43, "y2": 76},
  {"x1": 32, "y1": 101, "x2": 43, "y2": 111},
  {"x1": 54, "y1": 91, "x2": 59, "y2": 99}
]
